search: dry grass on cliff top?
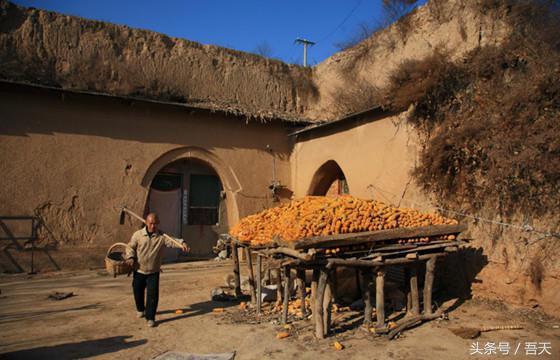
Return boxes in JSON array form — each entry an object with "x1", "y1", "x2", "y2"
[{"x1": 383, "y1": 0, "x2": 560, "y2": 218}]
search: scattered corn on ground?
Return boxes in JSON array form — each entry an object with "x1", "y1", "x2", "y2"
[
  {"x1": 284, "y1": 297, "x2": 311, "y2": 317},
  {"x1": 333, "y1": 341, "x2": 344, "y2": 351},
  {"x1": 230, "y1": 196, "x2": 458, "y2": 246}
]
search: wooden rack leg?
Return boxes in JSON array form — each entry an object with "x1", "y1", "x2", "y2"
[
  {"x1": 375, "y1": 268, "x2": 386, "y2": 330},
  {"x1": 297, "y1": 269, "x2": 307, "y2": 317},
  {"x1": 244, "y1": 247, "x2": 256, "y2": 304},
  {"x1": 360, "y1": 268, "x2": 373, "y2": 327},
  {"x1": 275, "y1": 268, "x2": 283, "y2": 308},
  {"x1": 315, "y1": 269, "x2": 329, "y2": 339},
  {"x1": 423, "y1": 256, "x2": 436, "y2": 315},
  {"x1": 404, "y1": 267, "x2": 412, "y2": 314},
  {"x1": 410, "y1": 264, "x2": 420, "y2": 316},
  {"x1": 282, "y1": 265, "x2": 290, "y2": 324},
  {"x1": 323, "y1": 274, "x2": 333, "y2": 336},
  {"x1": 310, "y1": 269, "x2": 319, "y2": 314},
  {"x1": 231, "y1": 242, "x2": 241, "y2": 297},
  {"x1": 256, "y1": 254, "x2": 262, "y2": 316}
]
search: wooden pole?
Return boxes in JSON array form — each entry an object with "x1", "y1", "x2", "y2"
[
  {"x1": 244, "y1": 247, "x2": 256, "y2": 304},
  {"x1": 375, "y1": 268, "x2": 385, "y2": 330},
  {"x1": 323, "y1": 273, "x2": 333, "y2": 335},
  {"x1": 423, "y1": 256, "x2": 436, "y2": 315},
  {"x1": 388, "y1": 311, "x2": 442, "y2": 340},
  {"x1": 409, "y1": 264, "x2": 420, "y2": 316},
  {"x1": 231, "y1": 242, "x2": 241, "y2": 297},
  {"x1": 256, "y1": 254, "x2": 262, "y2": 316},
  {"x1": 282, "y1": 265, "x2": 290, "y2": 324},
  {"x1": 326, "y1": 253, "x2": 447, "y2": 268},
  {"x1": 311, "y1": 268, "x2": 319, "y2": 313},
  {"x1": 404, "y1": 267, "x2": 412, "y2": 315},
  {"x1": 297, "y1": 269, "x2": 307, "y2": 317},
  {"x1": 259, "y1": 247, "x2": 314, "y2": 261},
  {"x1": 275, "y1": 268, "x2": 283, "y2": 309},
  {"x1": 315, "y1": 269, "x2": 329, "y2": 339},
  {"x1": 360, "y1": 268, "x2": 373, "y2": 327}
]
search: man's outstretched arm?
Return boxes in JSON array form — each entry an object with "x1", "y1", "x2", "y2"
[{"x1": 163, "y1": 234, "x2": 190, "y2": 253}]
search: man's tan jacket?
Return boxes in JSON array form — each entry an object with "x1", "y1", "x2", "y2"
[{"x1": 126, "y1": 227, "x2": 184, "y2": 274}]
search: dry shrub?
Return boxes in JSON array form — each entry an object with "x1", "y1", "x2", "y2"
[
  {"x1": 384, "y1": 0, "x2": 560, "y2": 217},
  {"x1": 382, "y1": 0, "x2": 420, "y2": 42},
  {"x1": 382, "y1": 48, "x2": 469, "y2": 124},
  {"x1": 334, "y1": 0, "x2": 423, "y2": 76},
  {"x1": 335, "y1": 23, "x2": 381, "y2": 52},
  {"x1": 427, "y1": 0, "x2": 453, "y2": 23},
  {"x1": 331, "y1": 81, "x2": 382, "y2": 118}
]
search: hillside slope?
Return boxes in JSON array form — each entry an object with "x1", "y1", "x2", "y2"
[
  {"x1": 380, "y1": 0, "x2": 560, "y2": 316},
  {"x1": 307, "y1": 0, "x2": 511, "y2": 120}
]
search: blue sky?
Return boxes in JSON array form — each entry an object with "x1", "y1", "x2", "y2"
[{"x1": 11, "y1": 0, "x2": 425, "y2": 65}]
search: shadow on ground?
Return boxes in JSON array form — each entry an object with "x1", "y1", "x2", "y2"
[
  {"x1": 157, "y1": 299, "x2": 240, "y2": 325},
  {"x1": 436, "y1": 246, "x2": 488, "y2": 313},
  {"x1": 0, "y1": 303, "x2": 102, "y2": 325},
  {"x1": 321, "y1": 246, "x2": 489, "y2": 335},
  {"x1": 1, "y1": 335, "x2": 146, "y2": 359}
]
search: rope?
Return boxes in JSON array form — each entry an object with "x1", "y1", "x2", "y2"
[{"x1": 366, "y1": 183, "x2": 559, "y2": 239}]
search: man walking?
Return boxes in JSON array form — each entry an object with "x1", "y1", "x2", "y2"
[{"x1": 126, "y1": 212, "x2": 189, "y2": 327}]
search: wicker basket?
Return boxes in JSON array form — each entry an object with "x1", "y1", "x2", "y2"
[{"x1": 105, "y1": 242, "x2": 132, "y2": 278}]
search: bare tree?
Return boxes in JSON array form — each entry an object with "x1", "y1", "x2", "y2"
[
  {"x1": 382, "y1": 0, "x2": 419, "y2": 25},
  {"x1": 334, "y1": 0, "x2": 419, "y2": 51},
  {"x1": 253, "y1": 41, "x2": 273, "y2": 58},
  {"x1": 335, "y1": 22, "x2": 381, "y2": 51}
]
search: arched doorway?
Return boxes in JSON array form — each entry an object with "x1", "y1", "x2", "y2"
[
  {"x1": 145, "y1": 158, "x2": 227, "y2": 259},
  {"x1": 307, "y1": 160, "x2": 350, "y2": 196}
]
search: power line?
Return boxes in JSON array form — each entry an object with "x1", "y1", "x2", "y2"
[
  {"x1": 289, "y1": 0, "x2": 363, "y2": 65},
  {"x1": 316, "y1": 0, "x2": 364, "y2": 44}
]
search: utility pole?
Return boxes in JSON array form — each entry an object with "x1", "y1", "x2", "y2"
[{"x1": 295, "y1": 38, "x2": 315, "y2": 67}]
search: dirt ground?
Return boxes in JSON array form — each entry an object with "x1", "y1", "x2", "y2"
[{"x1": 0, "y1": 260, "x2": 558, "y2": 360}]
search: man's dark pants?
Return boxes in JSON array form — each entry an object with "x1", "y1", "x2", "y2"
[{"x1": 132, "y1": 271, "x2": 160, "y2": 321}]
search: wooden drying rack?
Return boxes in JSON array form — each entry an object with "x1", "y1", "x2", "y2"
[{"x1": 230, "y1": 223, "x2": 467, "y2": 339}]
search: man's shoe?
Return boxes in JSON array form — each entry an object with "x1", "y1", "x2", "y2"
[
  {"x1": 137, "y1": 311, "x2": 145, "y2": 318},
  {"x1": 147, "y1": 320, "x2": 156, "y2": 327}
]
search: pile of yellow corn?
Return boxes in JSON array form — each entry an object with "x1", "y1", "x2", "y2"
[{"x1": 230, "y1": 196, "x2": 458, "y2": 246}]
